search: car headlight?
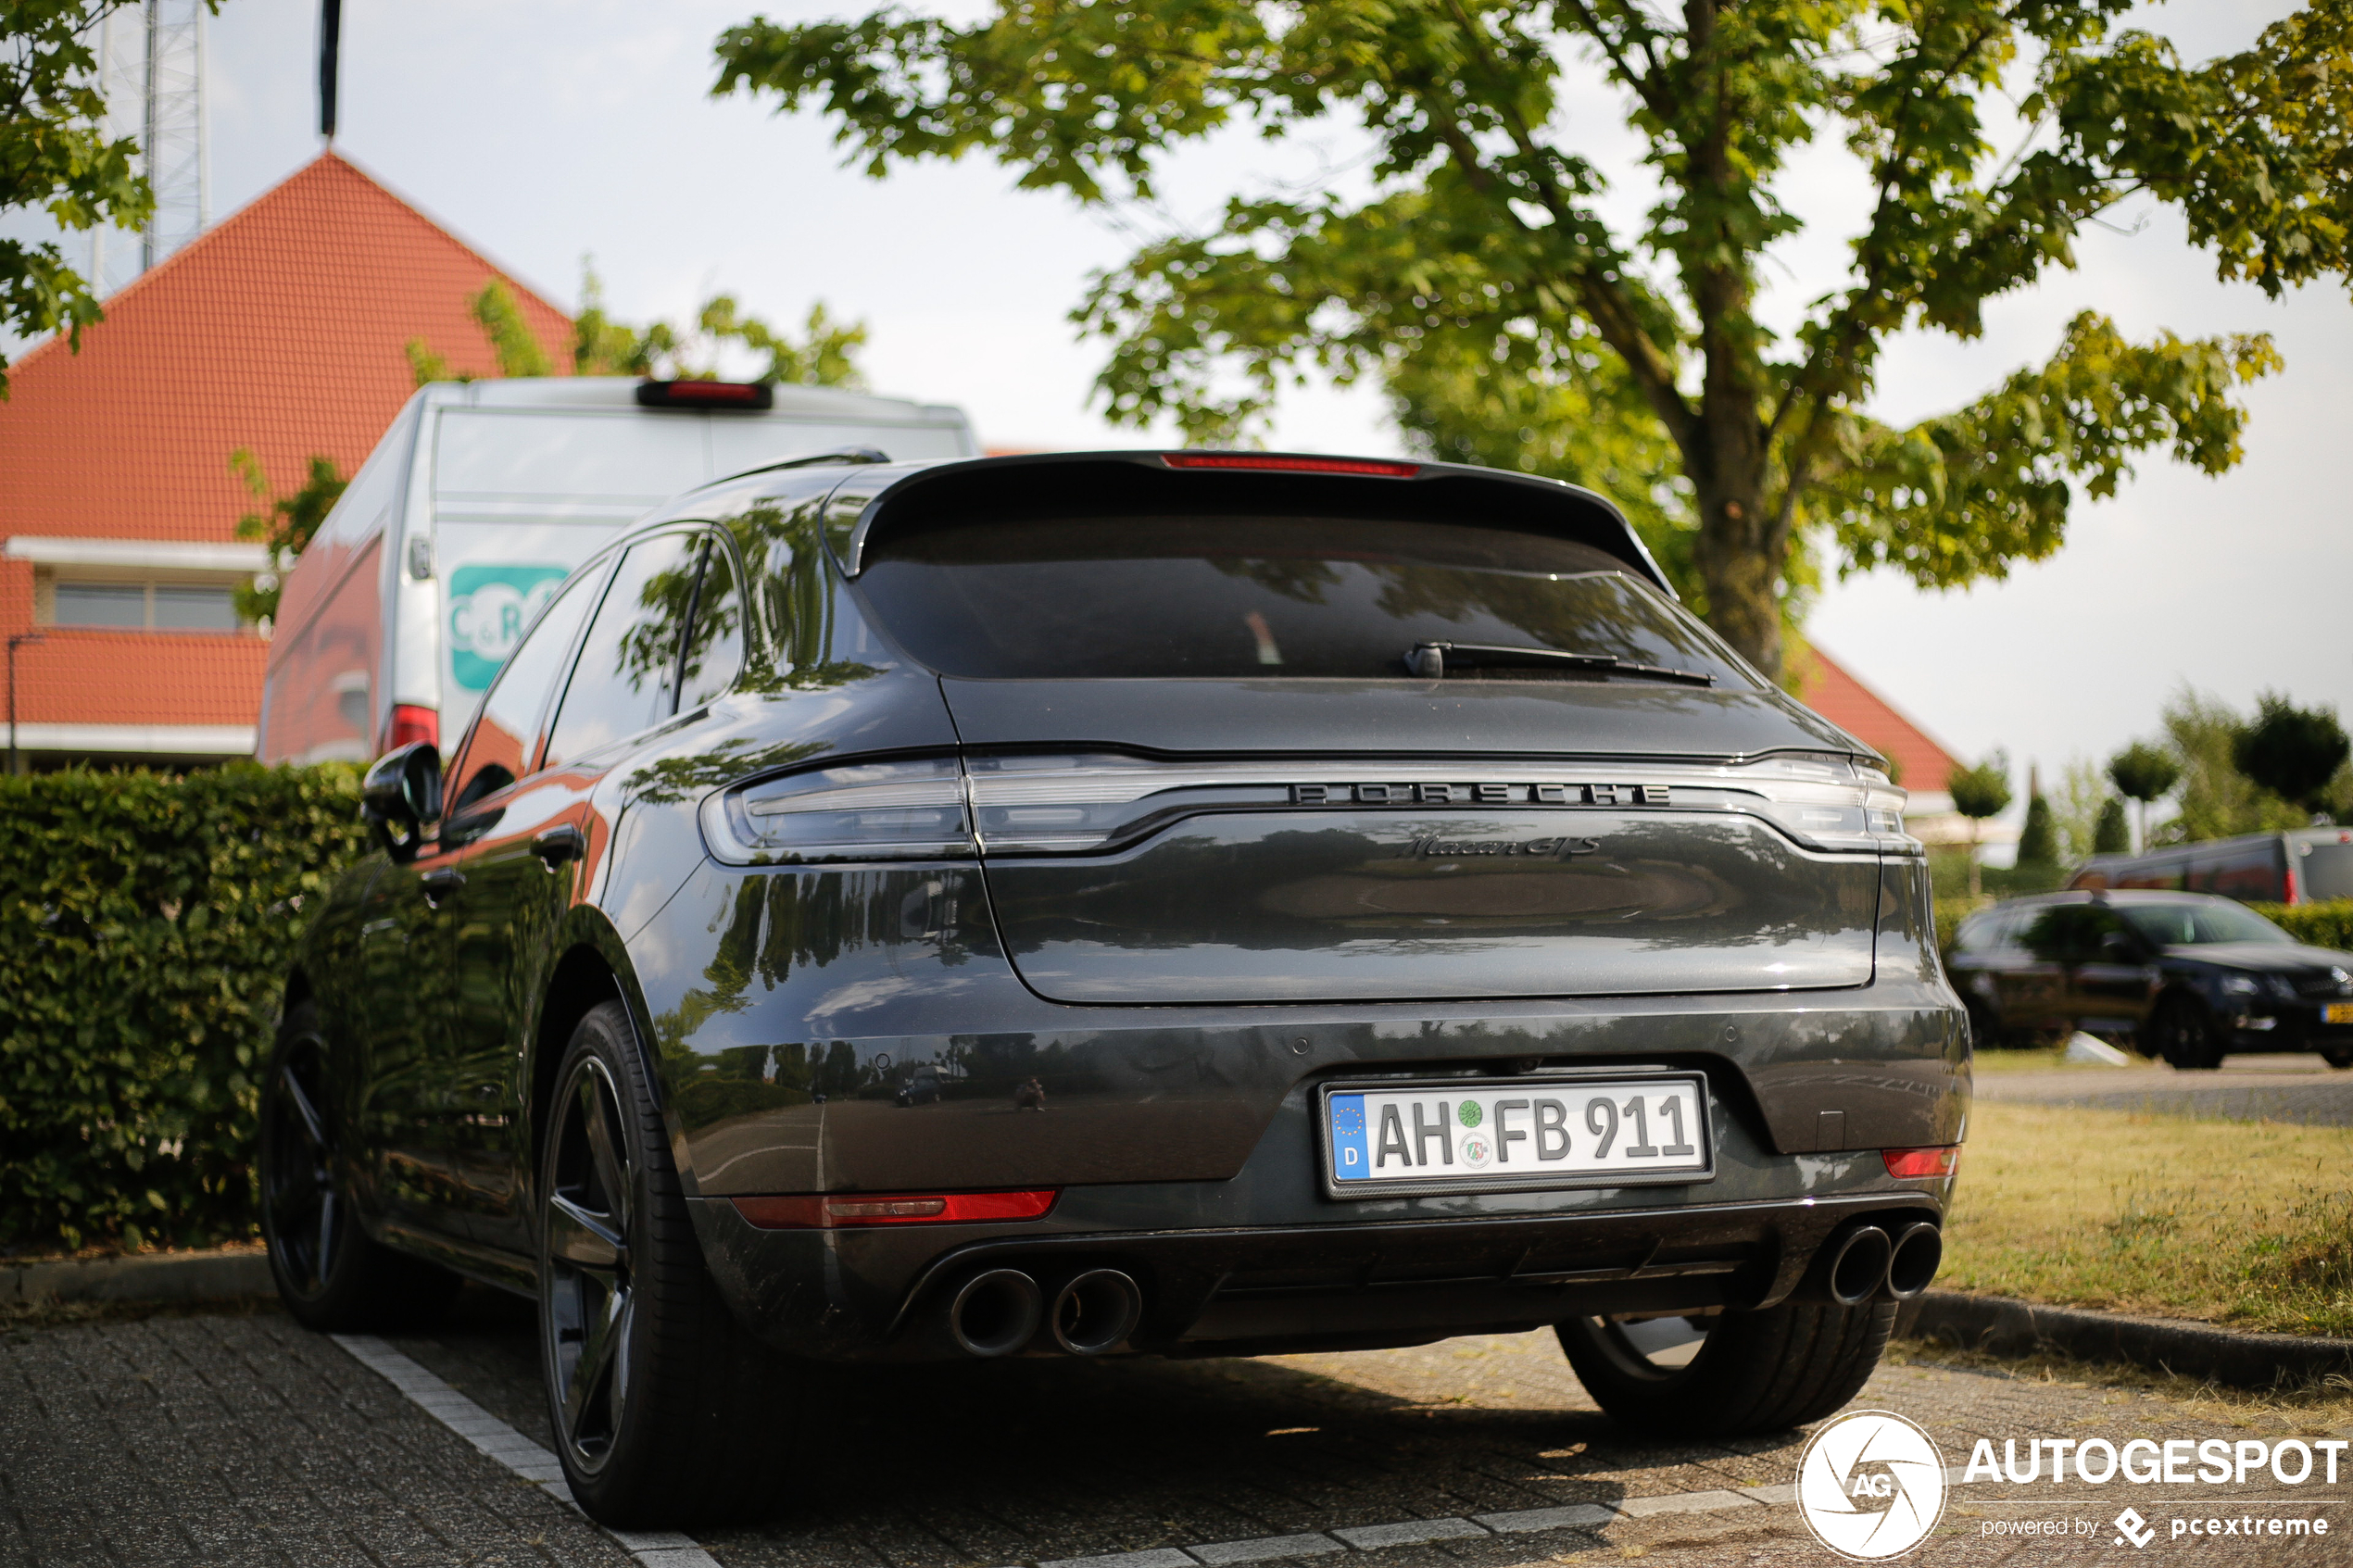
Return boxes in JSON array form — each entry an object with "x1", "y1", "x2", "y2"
[
  {"x1": 2220, "y1": 975, "x2": 2259, "y2": 997},
  {"x1": 2268, "y1": 974, "x2": 2301, "y2": 1002}
]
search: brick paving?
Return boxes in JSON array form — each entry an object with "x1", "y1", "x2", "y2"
[{"x1": 4, "y1": 1288, "x2": 2347, "y2": 1565}]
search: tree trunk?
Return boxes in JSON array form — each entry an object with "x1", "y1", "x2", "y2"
[{"x1": 1692, "y1": 475, "x2": 1785, "y2": 683}]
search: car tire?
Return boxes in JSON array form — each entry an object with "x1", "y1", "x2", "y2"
[
  {"x1": 538, "y1": 999, "x2": 807, "y2": 1527},
  {"x1": 2322, "y1": 1047, "x2": 2353, "y2": 1070},
  {"x1": 1555, "y1": 1300, "x2": 1895, "y2": 1437},
  {"x1": 2150, "y1": 994, "x2": 2226, "y2": 1072},
  {"x1": 259, "y1": 997, "x2": 461, "y2": 1331}
]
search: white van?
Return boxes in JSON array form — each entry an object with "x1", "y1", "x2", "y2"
[{"x1": 257, "y1": 377, "x2": 979, "y2": 762}]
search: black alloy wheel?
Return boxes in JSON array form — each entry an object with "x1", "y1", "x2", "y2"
[
  {"x1": 535, "y1": 1000, "x2": 807, "y2": 1527},
  {"x1": 542, "y1": 1052, "x2": 638, "y2": 1475},
  {"x1": 1556, "y1": 1298, "x2": 1896, "y2": 1436},
  {"x1": 2150, "y1": 994, "x2": 2226, "y2": 1072},
  {"x1": 262, "y1": 1022, "x2": 341, "y2": 1298},
  {"x1": 258, "y1": 999, "x2": 459, "y2": 1331}
]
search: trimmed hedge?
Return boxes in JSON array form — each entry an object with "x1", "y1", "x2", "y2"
[
  {"x1": 0, "y1": 765, "x2": 366, "y2": 1253},
  {"x1": 2252, "y1": 899, "x2": 2353, "y2": 953}
]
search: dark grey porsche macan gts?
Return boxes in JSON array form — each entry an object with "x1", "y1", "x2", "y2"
[{"x1": 261, "y1": 451, "x2": 1968, "y2": 1525}]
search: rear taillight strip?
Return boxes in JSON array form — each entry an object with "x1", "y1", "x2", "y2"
[{"x1": 701, "y1": 752, "x2": 1915, "y2": 865}]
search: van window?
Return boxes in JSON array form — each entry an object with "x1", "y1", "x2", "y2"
[
  {"x1": 2187, "y1": 841, "x2": 2284, "y2": 903},
  {"x1": 2302, "y1": 840, "x2": 2353, "y2": 901},
  {"x1": 677, "y1": 539, "x2": 744, "y2": 711},
  {"x1": 2120, "y1": 900, "x2": 2292, "y2": 947},
  {"x1": 446, "y1": 567, "x2": 601, "y2": 816},
  {"x1": 544, "y1": 533, "x2": 699, "y2": 767},
  {"x1": 855, "y1": 515, "x2": 1748, "y2": 684}
]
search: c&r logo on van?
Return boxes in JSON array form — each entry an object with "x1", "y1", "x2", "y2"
[
  {"x1": 1795, "y1": 1410, "x2": 1948, "y2": 1561},
  {"x1": 448, "y1": 564, "x2": 569, "y2": 691}
]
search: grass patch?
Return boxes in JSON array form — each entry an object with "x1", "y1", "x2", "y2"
[{"x1": 1944, "y1": 1102, "x2": 2353, "y2": 1336}]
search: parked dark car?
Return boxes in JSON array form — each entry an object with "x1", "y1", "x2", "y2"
[
  {"x1": 1946, "y1": 889, "x2": 2353, "y2": 1068},
  {"x1": 258, "y1": 451, "x2": 1967, "y2": 1527},
  {"x1": 894, "y1": 1064, "x2": 942, "y2": 1107}
]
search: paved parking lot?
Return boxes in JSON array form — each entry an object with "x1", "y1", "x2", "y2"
[
  {"x1": 5, "y1": 1288, "x2": 2348, "y2": 1566},
  {"x1": 1975, "y1": 1052, "x2": 2353, "y2": 1125}
]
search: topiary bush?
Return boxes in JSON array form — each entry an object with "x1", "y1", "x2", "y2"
[{"x1": 0, "y1": 764, "x2": 367, "y2": 1254}]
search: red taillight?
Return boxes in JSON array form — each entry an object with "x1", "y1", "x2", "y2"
[
  {"x1": 2286, "y1": 864, "x2": 2302, "y2": 905},
  {"x1": 1882, "y1": 1147, "x2": 1959, "y2": 1179},
  {"x1": 1161, "y1": 452, "x2": 1420, "y2": 478},
  {"x1": 383, "y1": 704, "x2": 438, "y2": 753},
  {"x1": 730, "y1": 1189, "x2": 1059, "y2": 1229},
  {"x1": 635, "y1": 379, "x2": 774, "y2": 409}
]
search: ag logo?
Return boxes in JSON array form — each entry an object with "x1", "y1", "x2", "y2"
[
  {"x1": 1794, "y1": 1410, "x2": 1947, "y2": 1561},
  {"x1": 447, "y1": 564, "x2": 569, "y2": 691}
]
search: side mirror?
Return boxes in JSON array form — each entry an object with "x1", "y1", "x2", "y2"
[{"x1": 361, "y1": 742, "x2": 443, "y2": 862}]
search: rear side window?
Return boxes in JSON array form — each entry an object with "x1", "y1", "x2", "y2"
[
  {"x1": 447, "y1": 566, "x2": 601, "y2": 814},
  {"x1": 854, "y1": 515, "x2": 1748, "y2": 684},
  {"x1": 545, "y1": 533, "x2": 698, "y2": 768},
  {"x1": 677, "y1": 538, "x2": 744, "y2": 711}
]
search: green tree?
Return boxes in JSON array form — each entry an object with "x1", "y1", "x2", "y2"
[
  {"x1": 0, "y1": 1, "x2": 216, "y2": 395},
  {"x1": 1947, "y1": 753, "x2": 2013, "y2": 901},
  {"x1": 229, "y1": 449, "x2": 346, "y2": 629},
  {"x1": 2108, "y1": 740, "x2": 2183, "y2": 851},
  {"x1": 573, "y1": 259, "x2": 868, "y2": 387},
  {"x1": 2234, "y1": 693, "x2": 2350, "y2": 822},
  {"x1": 405, "y1": 278, "x2": 557, "y2": 387},
  {"x1": 2093, "y1": 796, "x2": 2131, "y2": 855},
  {"x1": 2016, "y1": 791, "x2": 2059, "y2": 872},
  {"x1": 711, "y1": 1, "x2": 2340, "y2": 678},
  {"x1": 2155, "y1": 688, "x2": 2309, "y2": 845}
]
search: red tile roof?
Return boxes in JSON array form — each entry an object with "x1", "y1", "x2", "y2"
[
  {"x1": 0, "y1": 153, "x2": 572, "y2": 745},
  {"x1": 1, "y1": 151, "x2": 571, "y2": 546},
  {"x1": 1796, "y1": 645, "x2": 1958, "y2": 794}
]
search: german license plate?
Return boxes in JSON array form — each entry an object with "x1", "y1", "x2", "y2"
[
  {"x1": 2325, "y1": 1003, "x2": 2353, "y2": 1025},
  {"x1": 1321, "y1": 1075, "x2": 1713, "y2": 1198}
]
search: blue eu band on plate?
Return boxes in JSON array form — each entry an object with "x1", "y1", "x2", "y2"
[{"x1": 1325, "y1": 1078, "x2": 1712, "y2": 1197}]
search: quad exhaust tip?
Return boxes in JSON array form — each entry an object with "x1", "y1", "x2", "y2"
[
  {"x1": 948, "y1": 1269, "x2": 1042, "y2": 1358},
  {"x1": 1822, "y1": 1224, "x2": 1894, "y2": 1309},
  {"x1": 1884, "y1": 1221, "x2": 1943, "y2": 1302},
  {"x1": 1051, "y1": 1269, "x2": 1141, "y2": 1356}
]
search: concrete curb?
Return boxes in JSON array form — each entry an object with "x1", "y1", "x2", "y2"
[
  {"x1": 1, "y1": 1247, "x2": 272, "y2": 1308},
  {"x1": 1896, "y1": 1289, "x2": 2353, "y2": 1389}
]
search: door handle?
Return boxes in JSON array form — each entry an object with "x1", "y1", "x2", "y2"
[
  {"x1": 533, "y1": 823, "x2": 586, "y2": 868},
  {"x1": 421, "y1": 867, "x2": 466, "y2": 899}
]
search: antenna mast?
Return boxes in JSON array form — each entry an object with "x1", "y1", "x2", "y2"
[{"x1": 89, "y1": 1, "x2": 210, "y2": 295}]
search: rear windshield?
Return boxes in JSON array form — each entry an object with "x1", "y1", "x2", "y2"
[{"x1": 854, "y1": 515, "x2": 1751, "y2": 684}]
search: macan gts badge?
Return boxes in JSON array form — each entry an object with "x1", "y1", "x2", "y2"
[{"x1": 260, "y1": 449, "x2": 1969, "y2": 1528}]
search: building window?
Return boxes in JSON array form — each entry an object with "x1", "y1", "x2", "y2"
[{"x1": 50, "y1": 581, "x2": 242, "y2": 633}]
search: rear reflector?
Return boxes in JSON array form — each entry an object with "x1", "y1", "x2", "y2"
[
  {"x1": 1162, "y1": 452, "x2": 1420, "y2": 478},
  {"x1": 1881, "y1": 1147, "x2": 1959, "y2": 1179},
  {"x1": 635, "y1": 380, "x2": 774, "y2": 410},
  {"x1": 383, "y1": 704, "x2": 438, "y2": 754},
  {"x1": 731, "y1": 1189, "x2": 1059, "y2": 1229}
]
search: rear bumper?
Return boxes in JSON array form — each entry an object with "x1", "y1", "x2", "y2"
[{"x1": 688, "y1": 1184, "x2": 1948, "y2": 1361}]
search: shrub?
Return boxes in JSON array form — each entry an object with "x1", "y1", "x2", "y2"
[
  {"x1": 0, "y1": 765, "x2": 366, "y2": 1253},
  {"x1": 2252, "y1": 899, "x2": 2353, "y2": 954}
]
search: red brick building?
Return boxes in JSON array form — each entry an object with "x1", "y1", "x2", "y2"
[{"x1": 0, "y1": 152, "x2": 570, "y2": 768}]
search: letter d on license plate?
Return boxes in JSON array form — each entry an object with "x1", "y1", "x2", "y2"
[{"x1": 1321, "y1": 1075, "x2": 1713, "y2": 1198}]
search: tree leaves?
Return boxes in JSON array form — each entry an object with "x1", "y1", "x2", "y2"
[
  {"x1": 0, "y1": 0, "x2": 184, "y2": 395},
  {"x1": 715, "y1": 0, "x2": 2342, "y2": 680}
]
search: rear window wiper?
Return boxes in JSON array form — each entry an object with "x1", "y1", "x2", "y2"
[{"x1": 1404, "y1": 641, "x2": 1715, "y2": 687}]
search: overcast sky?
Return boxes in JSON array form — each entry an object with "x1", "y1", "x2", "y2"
[{"x1": 24, "y1": 0, "x2": 2349, "y2": 823}]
